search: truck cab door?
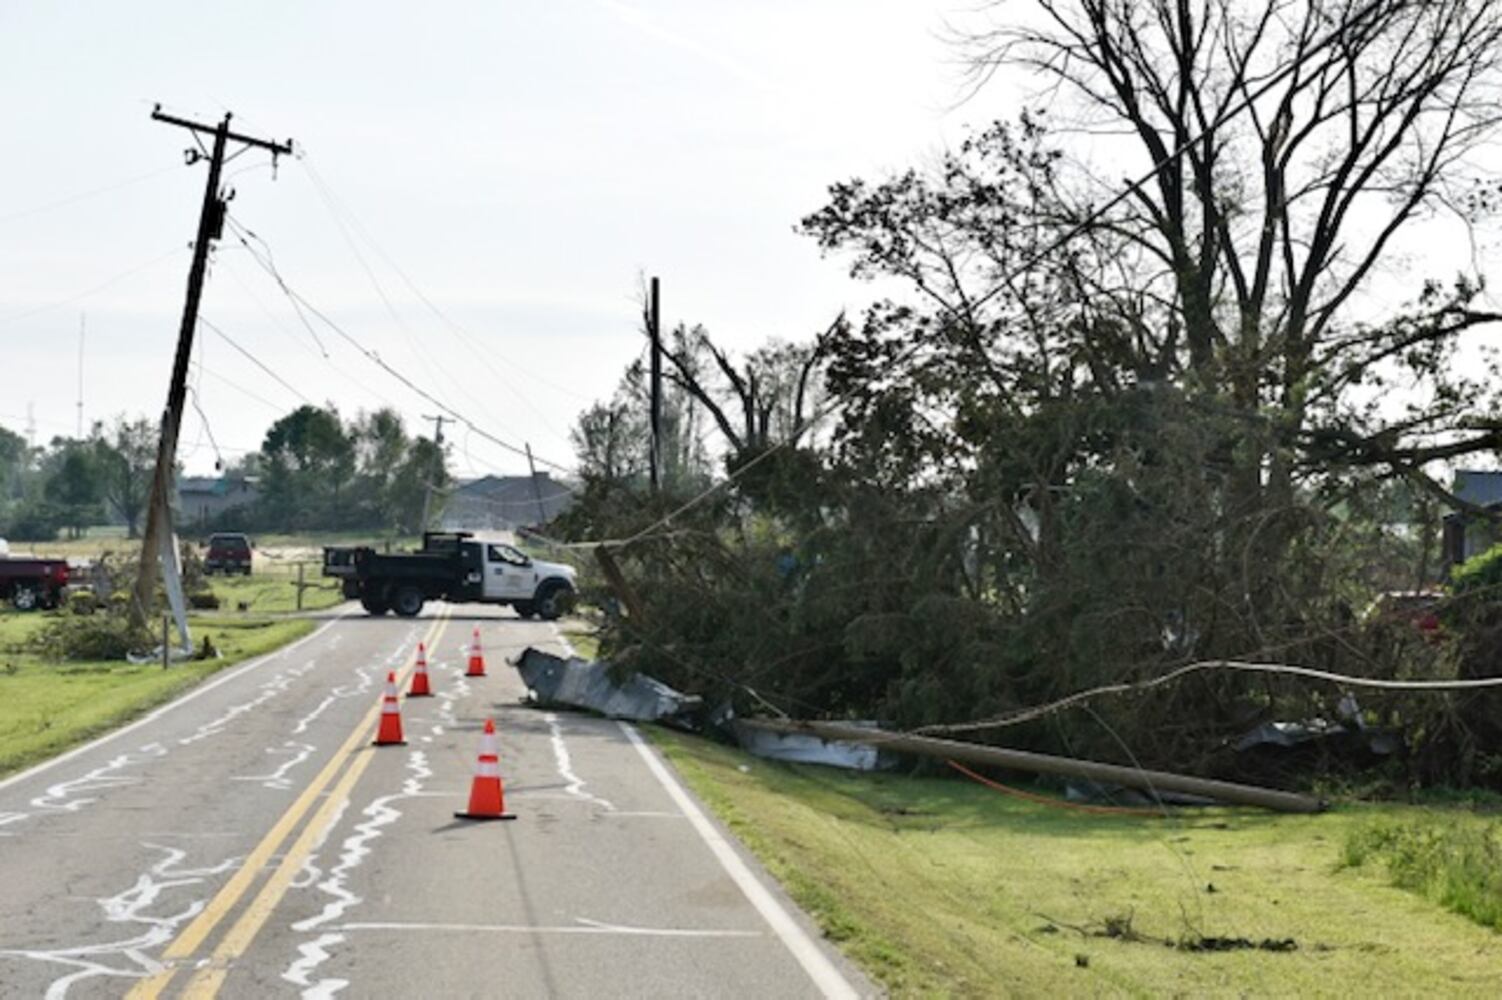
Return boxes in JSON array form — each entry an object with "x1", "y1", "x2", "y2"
[
  {"x1": 457, "y1": 542, "x2": 484, "y2": 601},
  {"x1": 482, "y1": 543, "x2": 534, "y2": 600}
]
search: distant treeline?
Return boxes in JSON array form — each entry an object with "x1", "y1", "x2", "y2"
[{"x1": 0, "y1": 405, "x2": 449, "y2": 541}]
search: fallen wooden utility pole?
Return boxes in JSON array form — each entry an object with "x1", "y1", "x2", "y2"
[{"x1": 739, "y1": 719, "x2": 1325, "y2": 814}]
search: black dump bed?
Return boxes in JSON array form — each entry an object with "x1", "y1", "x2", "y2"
[{"x1": 322, "y1": 532, "x2": 483, "y2": 604}]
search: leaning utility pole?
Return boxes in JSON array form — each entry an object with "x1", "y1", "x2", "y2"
[
  {"x1": 647, "y1": 275, "x2": 662, "y2": 493},
  {"x1": 419, "y1": 414, "x2": 448, "y2": 531},
  {"x1": 132, "y1": 107, "x2": 293, "y2": 627}
]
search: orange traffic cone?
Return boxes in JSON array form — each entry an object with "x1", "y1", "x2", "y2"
[
  {"x1": 372, "y1": 671, "x2": 406, "y2": 746},
  {"x1": 465, "y1": 627, "x2": 486, "y2": 677},
  {"x1": 408, "y1": 642, "x2": 433, "y2": 697},
  {"x1": 455, "y1": 719, "x2": 515, "y2": 821}
]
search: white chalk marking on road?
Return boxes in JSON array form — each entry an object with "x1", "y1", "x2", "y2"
[
  {"x1": 292, "y1": 650, "x2": 388, "y2": 741},
  {"x1": 177, "y1": 657, "x2": 321, "y2": 747},
  {"x1": 282, "y1": 750, "x2": 434, "y2": 997},
  {"x1": 0, "y1": 615, "x2": 343, "y2": 797},
  {"x1": 282, "y1": 933, "x2": 346, "y2": 1000},
  {"x1": 1, "y1": 617, "x2": 402, "y2": 833},
  {"x1": 545, "y1": 712, "x2": 617, "y2": 811},
  {"x1": 233, "y1": 741, "x2": 317, "y2": 791},
  {"x1": 620, "y1": 722, "x2": 860, "y2": 1000},
  {"x1": 0, "y1": 843, "x2": 238, "y2": 1000},
  {"x1": 29, "y1": 744, "x2": 166, "y2": 813},
  {"x1": 329, "y1": 919, "x2": 761, "y2": 939},
  {"x1": 291, "y1": 694, "x2": 338, "y2": 736},
  {"x1": 9, "y1": 656, "x2": 319, "y2": 831}
]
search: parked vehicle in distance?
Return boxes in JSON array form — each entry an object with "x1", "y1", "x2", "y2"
[
  {"x1": 0, "y1": 540, "x2": 70, "y2": 610},
  {"x1": 204, "y1": 532, "x2": 254, "y2": 575},
  {"x1": 323, "y1": 531, "x2": 577, "y2": 620}
]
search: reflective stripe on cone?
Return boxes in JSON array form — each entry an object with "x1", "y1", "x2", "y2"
[
  {"x1": 456, "y1": 719, "x2": 514, "y2": 820},
  {"x1": 409, "y1": 642, "x2": 433, "y2": 697},
  {"x1": 373, "y1": 671, "x2": 406, "y2": 745},
  {"x1": 466, "y1": 627, "x2": 486, "y2": 677}
]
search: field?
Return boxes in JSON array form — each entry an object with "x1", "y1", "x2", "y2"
[
  {"x1": 649, "y1": 728, "x2": 1502, "y2": 998},
  {"x1": 0, "y1": 612, "x2": 315, "y2": 776},
  {"x1": 11, "y1": 529, "x2": 370, "y2": 614},
  {"x1": 0, "y1": 529, "x2": 381, "y2": 776},
  {"x1": 204, "y1": 558, "x2": 345, "y2": 614}
]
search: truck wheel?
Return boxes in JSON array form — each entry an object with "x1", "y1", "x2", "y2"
[
  {"x1": 12, "y1": 585, "x2": 38, "y2": 612},
  {"x1": 535, "y1": 582, "x2": 573, "y2": 621},
  {"x1": 514, "y1": 601, "x2": 537, "y2": 620},
  {"x1": 360, "y1": 594, "x2": 390, "y2": 616},
  {"x1": 392, "y1": 585, "x2": 425, "y2": 618}
]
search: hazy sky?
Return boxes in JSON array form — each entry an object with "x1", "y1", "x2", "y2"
[{"x1": 0, "y1": 0, "x2": 989, "y2": 477}]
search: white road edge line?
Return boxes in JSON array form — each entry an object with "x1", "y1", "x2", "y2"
[
  {"x1": 0, "y1": 614, "x2": 346, "y2": 794},
  {"x1": 619, "y1": 721, "x2": 860, "y2": 1000}
]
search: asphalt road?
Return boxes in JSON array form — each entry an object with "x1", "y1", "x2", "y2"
[{"x1": 0, "y1": 605, "x2": 870, "y2": 998}]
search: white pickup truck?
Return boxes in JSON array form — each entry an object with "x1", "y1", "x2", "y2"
[{"x1": 322, "y1": 531, "x2": 578, "y2": 619}]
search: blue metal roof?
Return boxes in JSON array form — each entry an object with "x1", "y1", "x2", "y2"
[{"x1": 1452, "y1": 469, "x2": 1502, "y2": 508}]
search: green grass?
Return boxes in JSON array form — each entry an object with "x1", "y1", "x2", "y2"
[
  {"x1": 15, "y1": 529, "x2": 350, "y2": 615},
  {"x1": 207, "y1": 564, "x2": 344, "y2": 614},
  {"x1": 561, "y1": 626, "x2": 599, "y2": 660},
  {"x1": 648, "y1": 728, "x2": 1502, "y2": 998},
  {"x1": 0, "y1": 612, "x2": 314, "y2": 777},
  {"x1": 1343, "y1": 818, "x2": 1502, "y2": 931}
]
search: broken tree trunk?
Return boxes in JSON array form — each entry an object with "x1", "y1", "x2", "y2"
[
  {"x1": 739, "y1": 719, "x2": 1325, "y2": 814},
  {"x1": 594, "y1": 545, "x2": 645, "y2": 622}
]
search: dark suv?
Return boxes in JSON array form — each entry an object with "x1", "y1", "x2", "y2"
[{"x1": 204, "y1": 533, "x2": 254, "y2": 575}]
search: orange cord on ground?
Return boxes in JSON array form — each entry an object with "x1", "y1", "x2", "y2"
[{"x1": 945, "y1": 759, "x2": 1167, "y2": 817}]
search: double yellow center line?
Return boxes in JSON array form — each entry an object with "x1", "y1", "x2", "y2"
[{"x1": 129, "y1": 611, "x2": 451, "y2": 999}]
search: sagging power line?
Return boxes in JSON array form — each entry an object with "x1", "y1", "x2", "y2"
[{"x1": 225, "y1": 214, "x2": 578, "y2": 482}]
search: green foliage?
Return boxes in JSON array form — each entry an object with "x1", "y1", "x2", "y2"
[
  {"x1": 92, "y1": 416, "x2": 156, "y2": 538},
  {"x1": 565, "y1": 73, "x2": 1502, "y2": 789},
  {"x1": 248, "y1": 405, "x2": 450, "y2": 532},
  {"x1": 0, "y1": 416, "x2": 155, "y2": 541},
  {"x1": 1343, "y1": 818, "x2": 1502, "y2": 930},
  {"x1": 41, "y1": 439, "x2": 106, "y2": 538},
  {"x1": 4, "y1": 499, "x2": 63, "y2": 541},
  {"x1": 1449, "y1": 541, "x2": 1502, "y2": 599},
  {"x1": 67, "y1": 590, "x2": 99, "y2": 615},
  {"x1": 0, "y1": 424, "x2": 28, "y2": 504},
  {"x1": 31, "y1": 611, "x2": 151, "y2": 661}
]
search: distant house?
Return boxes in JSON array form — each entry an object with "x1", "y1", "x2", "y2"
[
  {"x1": 176, "y1": 474, "x2": 260, "y2": 530},
  {"x1": 1442, "y1": 470, "x2": 1502, "y2": 568},
  {"x1": 439, "y1": 473, "x2": 574, "y2": 532}
]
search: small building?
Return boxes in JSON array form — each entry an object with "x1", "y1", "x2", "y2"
[
  {"x1": 1442, "y1": 469, "x2": 1502, "y2": 568},
  {"x1": 176, "y1": 474, "x2": 260, "y2": 530},
  {"x1": 439, "y1": 473, "x2": 574, "y2": 532}
]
